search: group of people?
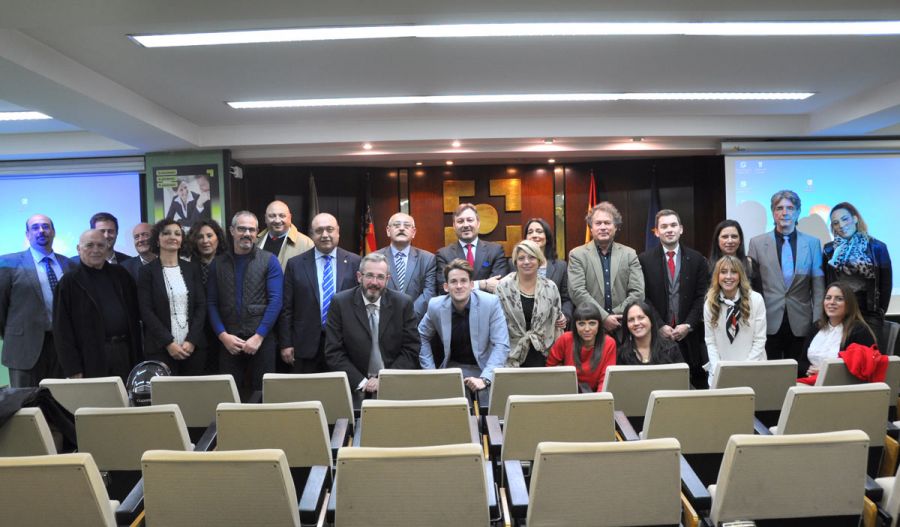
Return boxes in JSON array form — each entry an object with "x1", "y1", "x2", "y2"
[{"x1": 0, "y1": 189, "x2": 891, "y2": 398}]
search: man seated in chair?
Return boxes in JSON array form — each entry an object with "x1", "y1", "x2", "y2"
[
  {"x1": 324, "y1": 252, "x2": 420, "y2": 396},
  {"x1": 418, "y1": 259, "x2": 510, "y2": 396}
]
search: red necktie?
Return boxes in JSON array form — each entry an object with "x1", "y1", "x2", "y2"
[
  {"x1": 466, "y1": 244, "x2": 474, "y2": 267},
  {"x1": 666, "y1": 250, "x2": 676, "y2": 281}
]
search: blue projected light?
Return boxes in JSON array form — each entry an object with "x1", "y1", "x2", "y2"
[
  {"x1": 725, "y1": 154, "x2": 900, "y2": 313},
  {"x1": 0, "y1": 172, "x2": 142, "y2": 258}
]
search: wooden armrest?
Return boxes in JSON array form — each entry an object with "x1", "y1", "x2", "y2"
[
  {"x1": 485, "y1": 415, "x2": 503, "y2": 460},
  {"x1": 299, "y1": 465, "x2": 329, "y2": 526},
  {"x1": 115, "y1": 478, "x2": 144, "y2": 526},
  {"x1": 194, "y1": 421, "x2": 217, "y2": 451},
  {"x1": 504, "y1": 460, "x2": 529, "y2": 521},
  {"x1": 753, "y1": 417, "x2": 772, "y2": 436},
  {"x1": 351, "y1": 418, "x2": 362, "y2": 447},
  {"x1": 469, "y1": 415, "x2": 481, "y2": 445},
  {"x1": 326, "y1": 477, "x2": 336, "y2": 524},
  {"x1": 330, "y1": 418, "x2": 349, "y2": 460},
  {"x1": 680, "y1": 454, "x2": 711, "y2": 512},
  {"x1": 867, "y1": 476, "x2": 885, "y2": 503},
  {"x1": 887, "y1": 421, "x2": 900, "y2": 441},
  {"x1": 614, "y1": 411, "x2": 639, "y2": 441},
  {"x1": 484, "y1": 460, "x2": 500, "y2": 523}
]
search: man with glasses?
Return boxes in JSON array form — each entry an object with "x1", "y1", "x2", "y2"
[
  {"x1": 207, "y1": 211, "x2": 283, "y2": 390},
  {"x1": 280, "y1": 213, "x2": 360, "y2": 373},
  {"x1": 324, "y1": 252, "x2": 420, "y2": 395},
  {"x1": 377, "y1": 212, "x2": 436, "y2": 321}
]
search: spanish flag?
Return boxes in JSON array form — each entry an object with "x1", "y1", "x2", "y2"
[{"x1": 585, "y1": 170, "x2": 597, "y2": 244}]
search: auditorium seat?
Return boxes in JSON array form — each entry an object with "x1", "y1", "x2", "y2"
[
  {"x1": 355, "y1": 397, "x2": 478, "y2": 447},
  {"x1": 706, "y1": 431, "x2": 868, "y2": 526},
  {"x1": 602, "y1": 363, "x2": 690, "y2": 431},
  {"x1": 39, "y1": 376, "x2": 128, "y2": 413},
  {"x1": 151, "y1": 374, "x2": 239, "y2": 439},
  {"x1": 486, "y1": 366, "x2": 577, "y2": 419},
  {"x1": 505, "y1": 439, "x2": 683, "y2": 527},
  {"x1": 330, "y1": 443, "x2": 498, "y2": 526},
  {"x1": 0, "y1": 453, "x2": 119, "y2": 526},
  {"x1": 0, "y1": 407, "x2": 56, "y2": 456},
  {"x1": 884, "y1": 320, "x2": 900, "y2": 357},
  {"x1": 711, "y1": 359, "x2": 797, "y2": 427},
  {"x1": 874, "y1": 463, "x2": 900, "y2": 527},
  {"x1": 377, "y1": 367, "x2": 466, "y2": 400},
  {"x1": 142, "y1": 448, "x2": 302, "y2": 526},
  {"x1": 263, "y1": 372, "x2": 356, "y2": 433}
]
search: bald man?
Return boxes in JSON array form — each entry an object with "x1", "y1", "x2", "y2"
[
  {"x1": 376, "y1": 212, "x2": 436, "y2": 320},
  {"x1": 121, "y1": 222, "x2": 157, "y2": 281},
  {"x1": 257, "y1": 200, "x2": 313, "y2": 270}
]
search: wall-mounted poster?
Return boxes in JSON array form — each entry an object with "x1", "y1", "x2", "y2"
[{"x1": 144, "y1": 151, "x2": 228, "y2": 233}]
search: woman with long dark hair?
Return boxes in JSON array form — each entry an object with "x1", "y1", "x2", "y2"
[
  {"x1": 617, "y1": 300, "x2": 683, "y2": 365},
  {"x1": 546, "y1": 303, "x2": 617, "y2": 391},
  {"x1": 523, "y1": 217, "x2": 573, "y2": 324},
  {"x1": 710, "y1": 219, "x2": 757, "y2": 287},
  {"x1": 187, "y1": 218, "x2": 226, "y2": 285}
]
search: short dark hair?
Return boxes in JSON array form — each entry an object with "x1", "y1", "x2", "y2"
[
  {"x1": 453, "y1": 203, "x2": 478, "y2": 220},
  {"x1": 655, "y1": 209, "x2": 681, "y2": 227},
  {"x1": 150, "y1": 218, "x2": 183, "y2": 252},
  {"x1": 90, "y1": 212, "x2": 119, "y2": 231},
  {"x1": 523, "y1": 217, "x2": 557, "y2": 261},
  {"x1": 443, "y1": 258, "x2": 474, "y2": 281}
]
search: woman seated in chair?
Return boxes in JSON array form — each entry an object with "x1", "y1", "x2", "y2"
[
  {"x1": 546, "y1": 303, "x2": 616, "y2": 391},
  {"x1": 703, "y1": 255, "x2": 767, "y2": 386},
  {"x1": 797, "y1": 281, "x2": 878, "y2": 377},
  {"x1": 617, "y1": 300, "x2": 684, "y2": 366}
]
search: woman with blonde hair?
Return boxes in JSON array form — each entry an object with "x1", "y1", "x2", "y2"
[
  {"x1": 496, "y1": 239, "x2": 565, "y2": 367},
  {"x1": 703, "y1": 256, "x2": 767, "y2": 385}
]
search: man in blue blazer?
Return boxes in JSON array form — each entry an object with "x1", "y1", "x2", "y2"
[
  {"x1": 418, "y1": 259, "x2": 510, "y2": 393},
  {"x1": 377, "y1": 212, "x2": 436, "y2": 321},
  {"x1": 0, "y1": 214, "x2": 73, "y2": 386},
  {"x1": 280, "y1": 213, "x2": 360, "y2": 373},
  {"x1": 748, "y1": 190, "x2": 825, "y2": 361},
  {"x1": 435, "y1": 203, "x2": 509, "y2": 294}
]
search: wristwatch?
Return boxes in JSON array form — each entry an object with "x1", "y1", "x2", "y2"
[{"x1": 481, "y1": 377, "x2": 492, "y2": 387}]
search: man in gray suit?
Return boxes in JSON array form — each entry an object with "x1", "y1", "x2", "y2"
[
  {"x1": 0, "y1": 214, "x2": 73, "y2": 386},
  {"x1": 568, "y1": 202, "x2": 645, "y2": 340},
  {"x1": 377, "y1": 212, "x2": 436, "y2": 321},
  {"x1": 419, "y1": 259, "x2": 509, "y2": 394},
  {"x1": 748, "y1": 189, "x2": 825, "y2": 360}
]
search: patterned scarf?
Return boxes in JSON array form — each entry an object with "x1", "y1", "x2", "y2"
[
  {"x1": 496, "y1": 274, "x2": 563, "y2": 366},
  {"x1": 719, "y1": 290, "x2": 742, "y2": 344},
  {"x1": 829, "y1": 232, "x2": 874, "y2": 279}
]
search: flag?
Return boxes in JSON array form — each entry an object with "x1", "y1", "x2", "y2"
[
  {"x1": 585, "y1": 170, "x2": 597, "y2": 243},
  {"x1": 645, "y1": 173, "x2": 661, "y2": 251},
  {"x1": 361, "y1": 174, "x2": 377, "y2": 255},
  {"x1": 307, "y1": 174, "x2": 319, "y2": 228}
]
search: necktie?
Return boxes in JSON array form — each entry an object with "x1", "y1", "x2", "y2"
[
  {"x1": 666, "y1": 251, "x2": 676, "y2": 281},
  {"x1": 781, "y1": 235, "x2": 794, "y2": 289},
  {"x1": 321, "y1": 255, "x2": 334, "y2": 326},
  {"x1": 465, "y1": 244, "x2": 474, "y2": 267},
  {"x1": 395, "y1": 252, "x2": 407, "y2": 292},
  {"x1": 367, "y1": 304, "x2": 384, "y2": 376},
  {"x1": 43, "y1": 256, "x2": 59, "y2": 291}
]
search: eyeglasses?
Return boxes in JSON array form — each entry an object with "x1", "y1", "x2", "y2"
[
  {"x1": 389, "y1": 222, "x2": 414, "y2": 229},
  {"x1": 361, "y1": 273, "x2": 388, "y2": 282},
  {"x1": 234, "y1": 226, "x2": 258, "y2": 234}
]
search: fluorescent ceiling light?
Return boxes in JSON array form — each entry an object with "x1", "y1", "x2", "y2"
[
  {"x1": 0, "y1": 111, "x2": 52, "y2": 121},
  {"x1": 131, "y1": 21, "x2": 900, "y2": 47},
  {"x1": 227, "y1": 92, "x2": 814, "y2": 109}
]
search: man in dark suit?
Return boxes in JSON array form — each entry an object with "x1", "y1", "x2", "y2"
[
  {"x1": 436, "y1": 203, "x2": 509, "y2": 294},
  {"x1": 121, "y1": 222, "x2": 157, "y2": 281},
  {"x1": 377, "y1": 212, "x2": 436, "y2": 321},
  {"x1": 0, "y1": 214, "x2": 73, "y2": 386},
  {"x1": 70, "y1": 212, "x2": 131, "y2": 266},
  {"x1": 639, "y1": 209, "x2": 710, "y2": 388},
  {"x1": 280, "y1": 213, "x2": 361, "y2": 373},
  {"x1": 324, "y1": 252, "x2": 420, "y2": 394}
]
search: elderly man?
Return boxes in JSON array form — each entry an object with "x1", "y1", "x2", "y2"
[
  {"x1": 324, "y1": 252, "x2": 420, "y2": 395},
  {"x1": 121, "y1": 222, "x2": 157, "y2": 281},
  {"x1": 435, "y1": 203, "x2": 509, "y2": 294},
  {"x1": 207, "y1": 211, "x2": 283, "y2": 390},
  {"x1": 53, "y1": 229, "x2": 141, "y2": 379},
  {"x1": 257, "y1": 200, "x2": 314, "y2": 270},
  {"x1": 376, "y1": 212, "x2": 436, "y2": 321},
  {"x1": 748, "y1": 189, "x2": 825, "y2": 361},
  {"x1": 0, "y1": 214, "x2": 74, "y2": 386}
]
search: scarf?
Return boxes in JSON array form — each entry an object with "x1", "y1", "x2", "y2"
[
  {"x1": 719, "y1": 290, "x2": 742, "y2": 344},
  {"x1": 829, "y1": 232, "x2": 874, "y2": 279},
  {"x1": 496, "y1": 274, "x2": 563, "y2": 366}
]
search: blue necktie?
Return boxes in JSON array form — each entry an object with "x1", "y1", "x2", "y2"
[
  {"x1": 42, "y1": 256, "x2": 59, "y2": 291},
  {"x1": 321, "y1": 255, "x2": 334, "y2": 326},
  {"x1": 781, "y1": 235, "x2": 794, "y2": 289},
  {"x1": 395, "y1": 252, "x2": 407, "y2": 292}
]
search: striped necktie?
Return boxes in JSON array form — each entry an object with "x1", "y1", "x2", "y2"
[
  {"x1": 321, "y1": 255, "x2": 334, "y2": 326},
  {"x1": 395, "y1": 252, "x2": 407, "y2": 292}
]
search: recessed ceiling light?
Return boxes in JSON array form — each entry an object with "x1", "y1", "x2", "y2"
[
  {"x1": 362, "y1": 142, "x2": 373, "y2": 150},
  {"x1": 548, "y1": 158, "x2": 556, "y2": 164},
  {"x1": 451, "y1": 140, "x2": 462, "y2": 148},
  {"x1": 632, "y1": 137, "x2": 644, "y2": 142},
  {"x1": 445, "y1": 160, "x2": 454, "y2": 166},
  {"x1": 228, "y1": 92, "x2": 813, "y2": 109},
  {"x1": 544, "y1": 138, "x2": 555, "y2": 144},
  {"x1": 415, "y1": 161, "x2": 423, "y2": 166},
  {"x1": 131, "y1": 21, "x2": 900, "y2": 47},
  {"x1": 0, "y1": 111, "x2": 52, "y2": 121}
]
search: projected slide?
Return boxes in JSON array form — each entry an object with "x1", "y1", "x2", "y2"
[
  {"x1": 725, "y1": 155, "x2": 900, "y2": 313},
  {"x1": 0, "y1": 172, "x2": 142, "y2": 259}
]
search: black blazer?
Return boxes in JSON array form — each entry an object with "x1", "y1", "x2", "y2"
[
  {"x1": 324, "y1": 286, "x2": 420, "y2": 388},
  {"x1": 797, "y1": 321, "x2": 877, "y2": 376},
  {"x1": 436, "y1": 239, "x2": 509, "y2": 292},
  {"x1": 137, "y1": 259, "x2": 207, "y2": 354},
  {"x1": 279, "y1": 247, "x2": 361, "y2": 361},
  {"x1": 639, "y1": 245, "x2": 709, "y2": 333}
]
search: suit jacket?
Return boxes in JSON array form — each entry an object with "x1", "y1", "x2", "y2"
[
  {"x1": 186, "y1": 191, "x2": 212, "y2": 223},
  {"x1": 256, "y1": 224, "x2": 314, "y2": 270},
  {"x1": 377, "y1": 245, "x2": 436, "y2": 320},
  {"x1": 568, "y1": 241, "x2": 645, "y2": 319},
  {"x1": 435, "y1": 239, "x2": 509, "y2": 293},
  {"x1": 137, "y1": 259, "x2": 207, "y2": 356},
  {"x1": 324, "y1": 286, "x2": 420, "y2": 388},
  {"x1": 70, "y1": 250, "x2": 131, "y2": 267},
  {"x1": 639, "y1": 245, "x2": 709, "y2": 333},
  {"x1": 120, "y1": 256, "x2": 150, "y2": 282},
  {"x1": 417, "y1": 290, "x2": 510, "y2": 381},
  {"x1": 279, "y1": 247, "x2": 361, "y2": 360},
  {"x1": 544, "y1": 259, "x2": 573, "y2": 321},
  {"x1": 0, "y1": 250, "x2": 73, "y2": 370},
  {"x1": 748, "y1": 230, "x2": 825, "y2": 336}
]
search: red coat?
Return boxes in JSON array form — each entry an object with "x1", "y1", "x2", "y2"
[{"x1": 546, "y1": 332, "x2": 617, "y2": 391}]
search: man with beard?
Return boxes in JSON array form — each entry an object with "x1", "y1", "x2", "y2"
[
  {"x1": 207, "y1": 211, "x2": 283, "y2": 390},
  {"x1": 256, "y1": 200, "x2": 313, "y2": 270},
  {"x1": 436, "y1": 203, "x2": 509, "y2": 294},
  {"x1": 121, "y1": 222, "x2": 157, "y2": 281},
  {"x1": 324, "y1": 252, "x2": 420, "y2": 395}
]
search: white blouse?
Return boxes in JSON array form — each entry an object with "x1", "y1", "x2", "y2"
[
  {"x1": 806, "y1": 323, "x2": 844, "y2": 370},
  {"x1": 162, "y1": 266, "x2": 189, "y2": 345},
  {"x1": 703, "y1": 290, "x2": 768, "y2": 385}
]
